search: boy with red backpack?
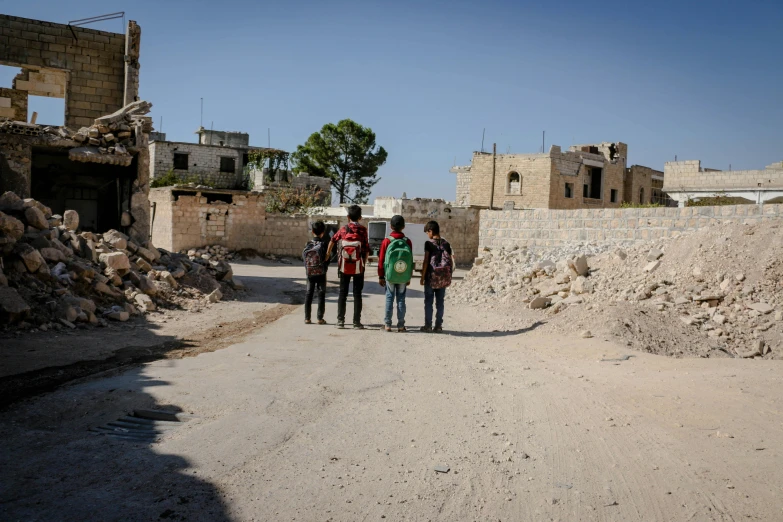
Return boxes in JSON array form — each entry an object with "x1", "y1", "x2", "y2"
[
  {"x1": 302, "y1": 220, "x2": 330, "y2": 325},
  {"x1": 377, "y1": 215, "x2": 413, "y2": 332},
  {"x1": 326, "y1": 205, "x2": 370, "y2": 329},
  {"x1": 419, "y1": 220, "x2": 455, "y2": 333}
]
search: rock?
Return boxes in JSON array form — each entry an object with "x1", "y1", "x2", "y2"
[
  {"x1": 748, "y1": 302, "x2": 773, "y2": 314},
  {"x1": 713, "y1": 314, "x2": 726, "y2": 325},
  {"x1": 99, "y1": 252, "x2": 131, "y2": 274},
  {"x1": 674, "y1": 297, "x2": 690, "y2": 305},
  {"x1": 107, "y1": 311, "x2": 130, "y2": 322},
  {"x1": 24, "y1": 206, "x2": 48, "y2": 229},
  {"x1": 40, "y1": 247, "x2": 67, "y2": 263},
  {"x1": 529, "y1": 296, "x2": 550, "y2": 309},
  {"x1": 136, "y1": 246, "x2": 159, "y2": 263},
  {"x1": 102, "y1": 229, "x2": 128, "y2": 250},
  {"x1": 0, "y1": 286, "x2": 31, "y2": 323},
  {"x1": 62, "y1": 305, "x2": 79, "y2": 323},
  {"x1": 207, "y1": 288, "x2": 222, "y2": 303},
  {"x1": 615, "y1": 249, "x2": 627, "y2": 261},
  {"x1": 121, "y1": 211, "x2": 132, "y2": 227},
  {"x1": 159, "y1": 270, "x2": 178, "y2": 288},
  {"x1": 49, "y1": 215, "x2": 63, "y2": 227},
  {"x1": 59, "y1": 318, "x2": 76, "y2": 329},
  {"x1": 647, "y1": 249, "x2": 663, "y2": 262},
  {"x1": 572, "y1": 255, "x2": 589, "y2": 277},
  {"x1": 775, "y1": 311, "x2": 783, "y2": 322},
  {"x1": 720, "y1": 279, "x2": 732, "y2": 292},
  {"x1": 14, "y1": 243, "x2": 45, "y2": 273},
  {"x1": 23, "y1": 198, "x2": 52, "y2": 218},
  {"x1": 170, "y1": 267, "x2": 186, "y2": 279},
  {"x1": 228, "y1": 276, "x2": 245, "y2": 290},
  {"x1": 0, "y1": 191, "x2": 25, "y2": 212},
  {"x1": 735, "y1": 273, "x2": 745, "y2": 282},
  {"x1": 135, "y1": 257, "x2": 152, "y2": 272},
  {"x1": 570, "y1": 276, "x2": 593, "y2": 295},
  {"x1": 63, "y1": 209, "x2": 79, "y2": 231},
  {"x1": 644, "y1": 260, "x2": 661, "y2": 273},
  {"x1": 580, "y1": 330, "x2": 593, "y2": 339},
  {"x1": 740, "y1": 345, "x2": 760, "y2": 358},
  {"x1": 135, "y1": 293, "x2": 156, "y2": 312},
  {"x1": 0, "y1": 211, "x2": 25, "y2": 241}
]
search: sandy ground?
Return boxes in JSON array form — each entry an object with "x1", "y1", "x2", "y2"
[{"x1": 1, "y1": 262, "x2": 782, "y2": 521}]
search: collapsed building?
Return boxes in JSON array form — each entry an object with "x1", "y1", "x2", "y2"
[
  {"x1": 663, "y1": 160, "x2": 783, "y2": 206},
  {"x1": 450, "y1": 142, "x2": 673, "y2": 209},
  {"x1": 0, "y1": 14, "x2": 151, "y2": 244}
]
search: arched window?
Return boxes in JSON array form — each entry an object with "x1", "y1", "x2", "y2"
[{"x1": 507, "y1": 172, "x2": 521, "y2": 195}]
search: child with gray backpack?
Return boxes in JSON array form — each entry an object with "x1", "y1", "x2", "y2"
[{"x1": 377, "y1": 215, "x2": 414, "y2": 332}]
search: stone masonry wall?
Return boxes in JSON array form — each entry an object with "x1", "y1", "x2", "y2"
[
  {"x1": 0, "y1": 134, "x2": 32, "y2": 196},
  {"x1": 149, "y1": 141, "x2": 245, "y2": 189},
  {"x1": 664, "y1": 160, "x2": 783, "y2": 191},
  {"x1": 466, "y1": 152, "x2": 552, "y2": 209},
  {"x1": 624, "y1": 165, "x2": 658, "y2": 205},
  {"x1": 478, "y1": 204, "x2": 783, "y2": 253},
  {"x1": 0, "y1": 87, "x2": 27, "y2": 120},
  {"x1": 0, "y1": 15, "x2": 129, "y2": 128}
]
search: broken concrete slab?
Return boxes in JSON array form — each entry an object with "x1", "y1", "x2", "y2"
[
  {"x1": 63, "y1": 210, "x2": 79, "y2": 231},
  {"x1": 748, "y1": 303, "x2": 774, "y2": 314},
  {"x1": 99, "y1": 252, "x2": 131, "y2": 273},
  {"x1": 529, "y1": 296, "x2": 550, "y2": 309},
  {"x1": 644, "y1": 260, "x2": 661, "y2": 273},
  {"x1": 647, "y1": 249, "x2": 663, "y2": 262},
  {"x1": 134, "y1": 293, "x2": 156, "y2": 312},
  {"x1": 24, "y1": 206, "x2": 48, "y2": 230},
  {"x1": 0, "y1": 286, "x2": 31, "y2": 323}
]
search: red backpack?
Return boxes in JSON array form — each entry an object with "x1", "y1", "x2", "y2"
[{"x1": 338, "y1": 224, "x2": 364, "y2": 275}]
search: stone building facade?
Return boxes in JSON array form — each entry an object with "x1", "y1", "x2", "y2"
[
  {"x1": 663, "y1": 160, "x2": 783, "y2": 206},
  {"x1": 149, "y1": 139, "x2": 250, "y2": 190},
  {"x1": 0, "y1": 14, "x2": 139, "y2": 128},
  {"x1": 451, "y1": 142, "x2": 668, "y2": 210}
]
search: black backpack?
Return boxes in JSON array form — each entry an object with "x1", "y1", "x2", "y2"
[{"x1": 302, "y1": 240, "x2": 325, "y2": 276}]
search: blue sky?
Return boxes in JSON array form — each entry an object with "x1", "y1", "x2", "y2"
[{"x1": 4, "y1": 0, "x2": 782, "y2": 200}]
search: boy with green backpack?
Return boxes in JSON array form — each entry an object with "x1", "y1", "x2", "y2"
[{"x1": 377, "y1": 215, "x2": 414, "y2": 332}]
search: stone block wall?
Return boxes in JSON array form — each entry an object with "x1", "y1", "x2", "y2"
[
  {"x1": 258, "y1": 214, "x2": 313, "y2": 257},
  {"x1": 149, "y1": 141, "x2": 245, "y2": 189},
  {"x1": 664, "y1": 161, "x2": 783, "y2": 191},
  {"x1": 0, "y1": 87, "x2": 27, "y2": 121},
  {"x1": 0, "y1": 15, "x2": 132, "y2": 128},
  {"x1": 150, "y1": 188, "x2": 266, "y2": 252},
  {"x1": 624, "y1": 165, "x2": 658, "y2": 205},
  {"x1": 466, "y1": 152, "x2": 552, "y2": 209},
  {"x1": 0, "y1": 134, "x2": 32, "y2": 196},
  {"x1": 478, "y1": 204, "x2": 783, "y2": 253}
]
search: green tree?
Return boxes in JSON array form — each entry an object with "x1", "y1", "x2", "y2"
[{"x1": 291, "y1": 119, "x2": 387, "y2": 204}]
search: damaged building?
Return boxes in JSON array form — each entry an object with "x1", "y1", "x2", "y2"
[
  {"x1": 150, "y1": 128, "x2": 332, "y2": 198},
  {"x1": 663, "y1": 160, "x2": 783, "y2": 206},
  {"x1": 0, "y1": 14, "x2": 151, "y2": 244},
  {"x1": 450, "y1": 142, "x2": 672, "y2": 209}
]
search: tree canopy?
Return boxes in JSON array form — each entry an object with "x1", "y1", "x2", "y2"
[{"x1": 291, "y1": 119, "x2": 387, "y2": 204}]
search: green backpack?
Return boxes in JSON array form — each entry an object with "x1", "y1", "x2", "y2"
[{"x1": 384, "y1": 236, "x2": 414, "y2": 284}]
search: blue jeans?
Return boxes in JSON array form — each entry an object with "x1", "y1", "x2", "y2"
[
  {"x1": 424, "y1": 285, "x2": 446, "y2": 328},
  {"x1": 384, "y1": 283, "x2": 407, "y2": 327}
]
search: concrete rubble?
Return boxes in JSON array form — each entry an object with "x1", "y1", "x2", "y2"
[
  {"x1": 0, "y1": 191, "x2": 241, "y2": 329},
  {"x1": 451, "y1": 222, "x2": 782, "y2": 359}
]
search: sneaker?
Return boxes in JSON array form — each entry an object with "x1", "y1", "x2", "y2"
[
  {"x1": 317, "y1": 319, "x2": 326, "y2": 325},
  {"x1": 337, "y1": 321, "x2": 345, "y2": 329},
  {"x1": 398, "y1": 326, "x2": 407, "y2": 333},
  {"x1": 305, "y1": 319, "x2": 312, "y2": 324},
  {"x1": 420, "y1": 326, "x2": 432, "y2": 333},
  {"x1": 433, "y1": 326, "x2": 443, "y2": 333},
  {"x1": 384, "y1": 326, "x2": 392, "y2": 332},
  {"x1": 353, "y1": 323, "x2": 365, "y2": 330}
]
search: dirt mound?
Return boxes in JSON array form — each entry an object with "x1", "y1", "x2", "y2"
[{"x1": 450, "y1": 221, "x2": 783, "y2": 358}]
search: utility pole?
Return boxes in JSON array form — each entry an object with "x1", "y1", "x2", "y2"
[
  {"x1": 489, "y1": 143, "x2": 497, "y2": 210},
  {"x1": 481, "y1": 128, "x2": 485, "y2": 153},
  {"x1": 542, "y1": 131, "x2": 545, "y2": 153},
  {"x1": 200, "y1": 98, "x2": 203, "y2": 128}
]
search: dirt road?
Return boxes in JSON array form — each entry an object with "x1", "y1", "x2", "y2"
[{"x1": 1, "y1": 263, "x2": 782, "y2": 521}]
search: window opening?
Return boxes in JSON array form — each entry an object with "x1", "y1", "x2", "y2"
[
  {"x1": 565, "y1": 183, "x2": 573, "y2": 199},
  {"x1": 640, "y1": 187, "x2": 644, "y2": 204},
  {"x1": 610, "y1": 189, "x2": 618, "y2": 203},
  {"x1": 205, "y1": 192, "x2": 233, "y2": 204},
  {"x1": 507, "y1": 171, "x2": 521, "y2": 195},
  {"x1": 220, "y1": 157, "x2": 235, "y2": 173},
  {"x1": 173, "y1": 153, "x2": 189, "y2": 170},
  {"x1": 586, "y1": 166, "x2": 603, "y2": 199}
]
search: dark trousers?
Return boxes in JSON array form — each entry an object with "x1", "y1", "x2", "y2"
[
  {"x1": 305, "y1": 274, "x2": 326, "y2": 321},
  {"x1": 337, "y1": 272, "x2": 364, "y2": 324}
]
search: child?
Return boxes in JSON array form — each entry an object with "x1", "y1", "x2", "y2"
[
  {"x1": 325, "y1": 205, "x2": 370, "y2": 329},
  {"x1": 378, "y1": 215, "x2": 413, "y2": 332},
  {"x1": 302, "y1": 220, "x2": 330, "y2": 324},
  {"x1": 419, "y1": 220, "x2": 455, "y2": 333}
]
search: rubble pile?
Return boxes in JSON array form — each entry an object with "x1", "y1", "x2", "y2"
[
  {"x1": 183, "y1": 245, "x2": 236, "y2": 262},
  {"x1": 451, "y1": 222, "x2": 783, "y2": 358},
  {"x1": 0, "y1": 120, "x2": 43, "y2": 137},
  {"x1": 0, "y1": 191, "x2": 239, "y2": 330},
  {"x1": 68, "y1": 100, "x2": 152, "y2": 158}
]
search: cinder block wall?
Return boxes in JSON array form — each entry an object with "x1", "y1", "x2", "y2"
[
  {"x1": 150, "y1": 142, "x2": 245, "y2": 189},
  {"x1": 0, "y1": 15, "x2": 128, "y2": 128},
  {"x1": 478, "y1": 204, "x2": 783, "y2": 253},
  {"x1": 664, "y1": 161, "x2": 783, "y2": 191}
]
